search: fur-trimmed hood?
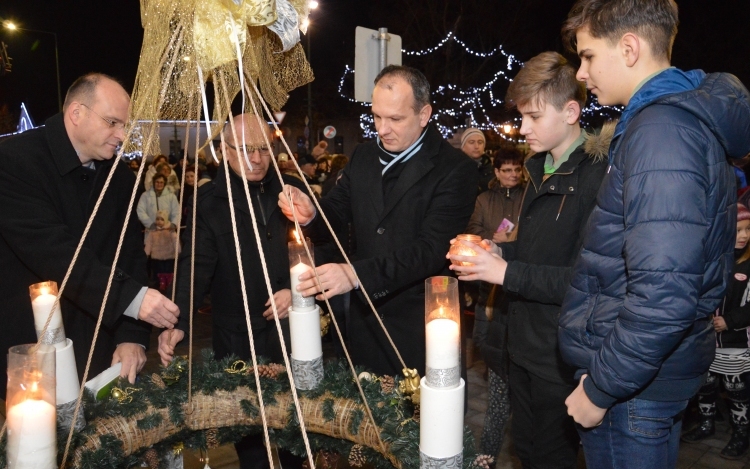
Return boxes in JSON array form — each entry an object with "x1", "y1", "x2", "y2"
[{"x1": 584, "y1": 121, "x2": 617, "y2": 163}]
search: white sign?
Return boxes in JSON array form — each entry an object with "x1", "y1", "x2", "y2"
[
  {"x1": 354, "y1": 26, "x2": 402, "y2": 103},
  {"x1": 273, "y1": 111, "x2": 287, "y2": 124},
  {"x1": 323, "y1": 125, "x2": 337, "y2": 139}
]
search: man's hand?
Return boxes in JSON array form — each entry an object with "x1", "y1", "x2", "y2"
[
  {"x1": 138, "y1": 288, "x2": 179, "y2": 329},
  {"x1": 565, "y1": 374, "x2": 607, "y2": 428},
  {"x1": 448, "y1": 239, "x2": 508, "y2": 284},
  {"x1": 264, "y1": 289, "x2": 291, "y2": 320},
  {"x1": 297, "y1": 263, "x2": 357, "y2": 301},
  {"x1": 112, "y1": 343, "x2": 147, "y2": 384},
  {"x1": 278, "y1": 185, "x2": 316, "y2": 224},
  {"x1": 157, "y1": 329, "x2": 185, "y2": 366},
  {"x1": 714, "y1": 316, "x2": 728, "y2": 332}
]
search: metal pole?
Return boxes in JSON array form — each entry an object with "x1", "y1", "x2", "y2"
[
  {"x1": 307, "y1": 30, "x2": 312, "y2": 150},
  {"x1": 378, "y1": 28, "x2": 388, "y2": 71},
  {"x1": 53, "y1": 31, "x2": 61, "y2": 113}
]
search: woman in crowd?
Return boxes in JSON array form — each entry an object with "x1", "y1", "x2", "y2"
[
  {"x1": 144, "y1": 154, "x2": 169, "y2": 190},
  {"x1": 466, "y1": 147, "x2": 526, "y2": 463},
  {"x1": 137, "y1": 173, "x2": 181, "y2": 231},
  {"x1": 682, "y1": 204, "x2": 750, "y2": 459}
]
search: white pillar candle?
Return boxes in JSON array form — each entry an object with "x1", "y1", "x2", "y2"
[
  {"x1": 419, "y1": 376, "x2": 465, "y2": 459},
  {"x1": 290, "y1": 261, "x2": 316, "y2": 312},
  {"x1": 425, "y1": 317, "x2": 460, "y2": 370},
  {"x1": 6, "y1": 398, "x2": 57, "y2": 468},
  {"x1": 289, "y1": 305, "x2": 323, "y2": 361},
  {"x1": 55, "y1": 339, "x2": 80, "y2": 404},
  {"x1": 31, "y1": 292, "x2": 63, "y2": 332}
]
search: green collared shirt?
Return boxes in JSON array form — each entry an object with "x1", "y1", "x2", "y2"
[{"x1": 544, "y1": 132, "x2": 586, "y2": 175}]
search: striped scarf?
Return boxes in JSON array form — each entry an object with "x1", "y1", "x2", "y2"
[{"x1": 377, "y1": 128, "x2": 427, "y2": 175}]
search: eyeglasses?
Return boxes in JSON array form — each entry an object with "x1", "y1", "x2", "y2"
[
  {"x1": 81, "y1": 103, "x2": 126, "y2": 130},
  {"x1": 226, "y1": 142, "x2": 271, "y2": 157}
]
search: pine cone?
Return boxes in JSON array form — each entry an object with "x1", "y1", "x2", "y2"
[
  {"x1": 348, "y1": 444, "x2": 367, "y2": 467},
  {"x1": 143, "y1": 448, "x2": 159, "y2": 469},
  {"x1": 413, "y1": 405, "x2": 420, "y2": 423},
  {"x1": 473, "y1": 454, "x2": 495, "y2": 469},
  {"x1": 380, "y1": 375, "x2": 395, "y2": 394},
  {"x1": 151, "y1": 373, "x2": 166, "y2": 390},
  {"x1": 206, "y1": 428, "x2": 219, "y2": 449}
]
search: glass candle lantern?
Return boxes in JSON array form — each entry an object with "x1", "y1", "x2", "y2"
[
  {"x1": 289, "y1": 232, "x2": 316, "y2": 312},
  {"x1": 424, "y1": 276, "x2": 461, "y2": 389},
  {"x1": 6, "y1": 344, "x2": 57, "y2": 469},
  {"x1": 448, "y1": 234, "x2": 481, "y2": 267},
  {"x1": 29, "y1": 281, "x2": 65, "y2": 347}
]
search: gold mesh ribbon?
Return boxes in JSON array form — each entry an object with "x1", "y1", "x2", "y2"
[{"x1": 125, "y1": 0, "x2": 312, "y2": 156}]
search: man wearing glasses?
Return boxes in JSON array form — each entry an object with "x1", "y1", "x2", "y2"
[
  {"x1": 158, "y1": 113, "x2": 306, "y2": 468},
  {"x1": 0, "y1": 73, "x2": 180, "y2": 399}
]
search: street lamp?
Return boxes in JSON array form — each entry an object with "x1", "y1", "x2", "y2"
[{"x1": 3, "y1": 21, "x2": 62, "y2": 113}]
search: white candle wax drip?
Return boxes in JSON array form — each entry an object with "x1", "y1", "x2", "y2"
[
  {"x1": 6, "y1": 398, "x2": 57, "y2": 468},
  {"x1": 425, "y1": 317, "x2": 460, "y2": 371},
  {"x1": 290, "y1": 261, "x2": 316, "y2": 312}
]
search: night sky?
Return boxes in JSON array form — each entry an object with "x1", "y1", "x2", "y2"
[{"x1": 1, "y1": 0, "x2": 749, "y2": 126}]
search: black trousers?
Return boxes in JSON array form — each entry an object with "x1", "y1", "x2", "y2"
[{"x1": 509, "y1": 361, "x2": 579, "y2": 469}]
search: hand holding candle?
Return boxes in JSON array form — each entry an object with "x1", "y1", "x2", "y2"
[{"x1": 448, "y1": 238, "x2": 508, "y2": 285}]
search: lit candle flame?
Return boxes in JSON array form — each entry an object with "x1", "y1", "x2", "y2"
[{"x1": 293, "y1": 229, "x2": 302, "y2": 244}]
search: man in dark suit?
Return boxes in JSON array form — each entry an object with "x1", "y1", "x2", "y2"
[
  {"x1": 279, "y1": 65, "x2": 478, "y2": 376},
  {"x1": 157, "y1": 113, "x2": 305, "y2": 469},
  {"x1": 0, "y1": 73, "x2": 180, "y2": 398}
]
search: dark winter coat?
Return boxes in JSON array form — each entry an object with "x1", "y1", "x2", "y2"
[
  {"x1": 467, "y1": 182, "x2": 525, "y2": 376},
  {"x1": 305, "y1": 125, "x2": 478, "y2": 376},
  {"x1": 559, "y1": 69, "x2": 750, "y2": 409},
  {"x1": 466, "y1": 183, "x2": 525, "y2": 241},
  {"x1": 175, "y1": 165, "x2": 307, "y2": 346},
  {"x1": 0, "y1": 114, "x2": 150, "y2": 398},
  {"x1": 716, "y1": 255, "x2": 750, "y2": 349},
  {"x1": 474, "y1": 154, "x2": 495, "y2": 194},
  {"x1": 500, "y1": 132, "x2": 608, "y2": 384}
]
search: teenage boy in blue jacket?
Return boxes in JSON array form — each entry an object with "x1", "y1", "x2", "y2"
[{"x1": 558, "y1": 1, "x2": 750, "y2": 467}]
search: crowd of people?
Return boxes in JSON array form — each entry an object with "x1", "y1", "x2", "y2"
[{"x1": 3, "y1": 1, "x2": 750, "y2": 469}]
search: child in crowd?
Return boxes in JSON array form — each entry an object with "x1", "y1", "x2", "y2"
[
  {"x1": 145, "y1": 210, "x2": 180, "y2": 292},
  {"x1": 448, "y1": 51, "x2": 608, "y2": 468},
  {"x1": 682, "y1": 203, "x2": 750, "y2": 459}
]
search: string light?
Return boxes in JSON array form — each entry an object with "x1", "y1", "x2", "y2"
[{"x1": 338, "y1": 34, "x2": 621, "y2": 139}]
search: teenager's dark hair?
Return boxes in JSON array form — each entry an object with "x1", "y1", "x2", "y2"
[
  {"x1": 562, "y1": 0, "x2": 679, "y2": 62},
  {"x1": 506, "y1": 52, "x2": 587, "y2": 111},
  {"x1": 374, "y1": 65, "x2": 431, "y2": 113}
]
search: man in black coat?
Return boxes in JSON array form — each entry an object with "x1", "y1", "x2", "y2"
[
  {"x1": 279, "y1": 65, "x2": 478, "y2": 377},
  {"x1": 158, "y1": 114, "x2": 305, "y2": 469},
  {"x1": 0, "y1": 73, "x2": 180, "y2": 398}
]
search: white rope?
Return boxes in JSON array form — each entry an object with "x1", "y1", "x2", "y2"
[
  {"x1": 219, "y1": 71, "x2": 317, "y2": 468},
  {"x1": 242, "y1": 78, "x2": 388, "y2": 454}
]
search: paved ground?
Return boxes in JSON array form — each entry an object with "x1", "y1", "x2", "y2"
[{"x1": 2, "y1": 309, "x2": 748, "y2": 468}]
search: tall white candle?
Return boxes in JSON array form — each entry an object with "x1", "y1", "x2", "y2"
[
  {"x1": 31, "y1": 292, "x2": 63, "y2": 331},
  {"x1": 6, "y1": 398, "x2": 57, "y2": 468},
  {"x1": 289, "y1": 306, "x2": 323, "y2": 361},
  {"x1": 290, "y1": 261, "x2": 316, "y2": 312},
  {"x1": 426, "y1": 317, "x2": 460, "y2": 370}
]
